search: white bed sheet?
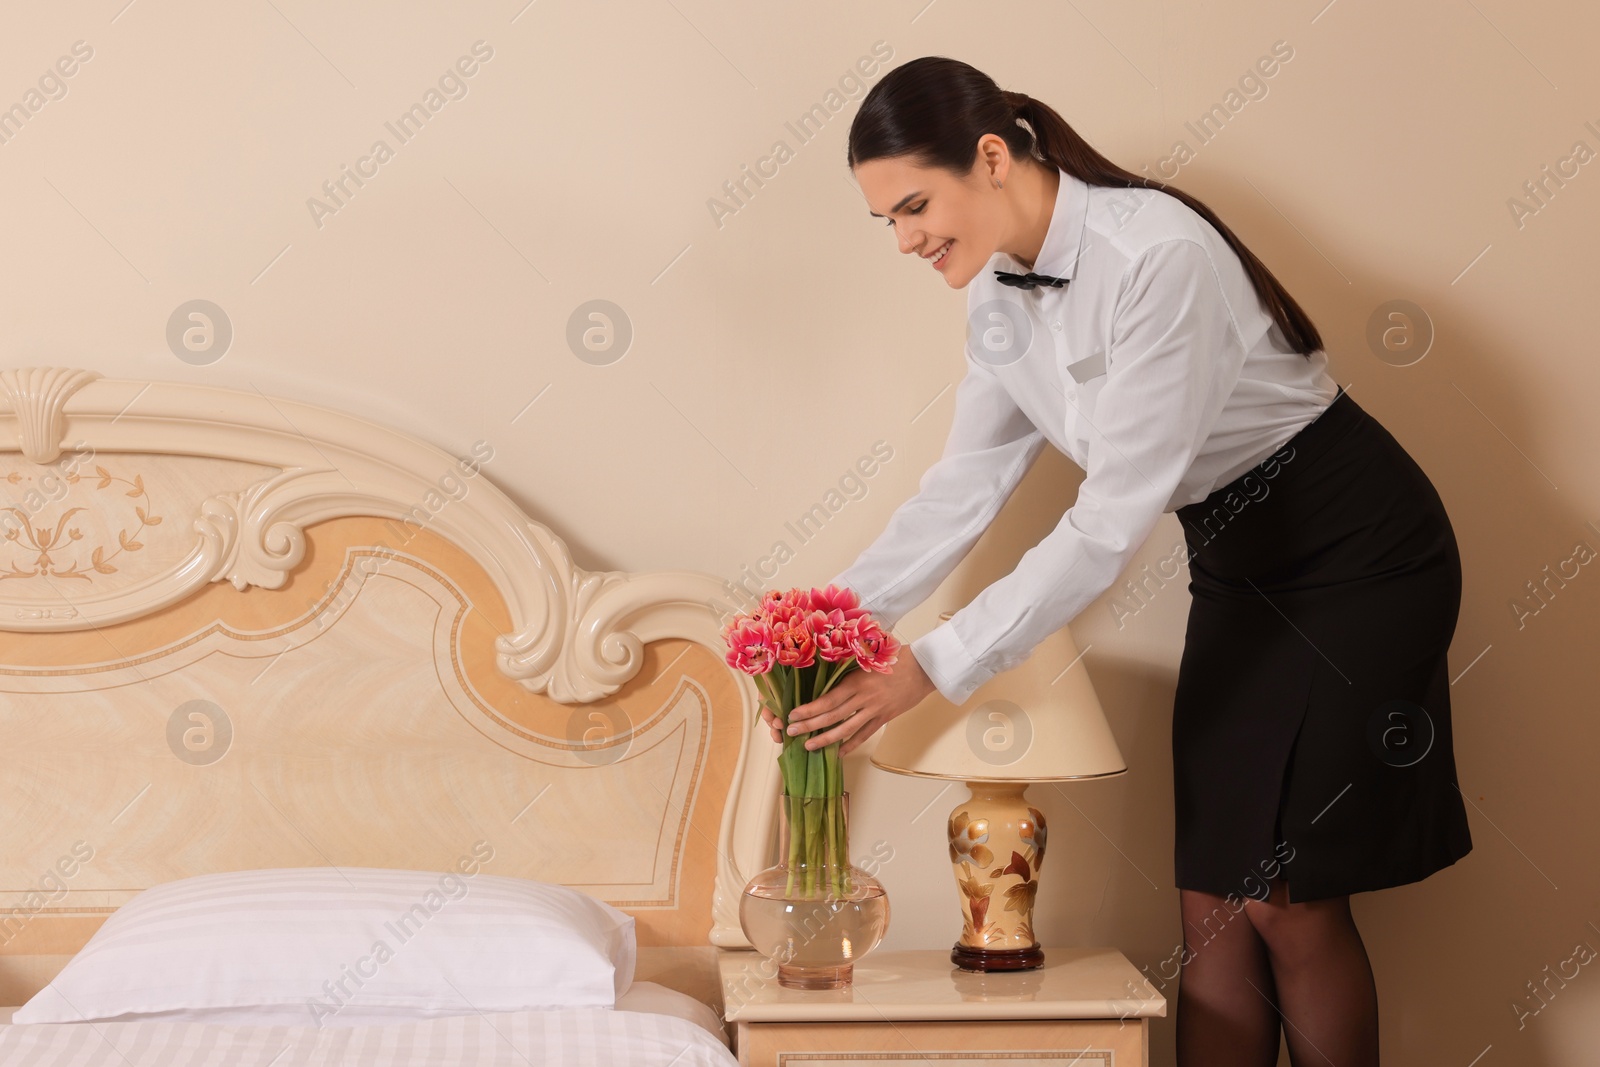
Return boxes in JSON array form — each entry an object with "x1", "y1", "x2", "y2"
[
  {"x1": 0, "y1": 982, "x2": 734, "y2": 1065},
  {"x1": 0, "y1": 1002, "x2": 734, "y2": 1065}
]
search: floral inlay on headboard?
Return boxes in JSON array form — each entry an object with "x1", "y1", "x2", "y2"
[{"x1": 3, "y1": 463, "x2": 162, "y2": 582}]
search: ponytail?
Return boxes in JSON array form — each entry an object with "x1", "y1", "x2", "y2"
[{"x1": 848, "y1": 57, "x2": 1323, "y2": 358}]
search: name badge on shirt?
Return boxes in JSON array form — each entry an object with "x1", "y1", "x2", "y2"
[{"x1": 1066, "y1": 350, "x2": 1107, "y2": 383}]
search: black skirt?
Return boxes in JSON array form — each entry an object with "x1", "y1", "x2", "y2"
[{"x1": 1171, "y1": 386, "x2": 1473, "y2": 903}]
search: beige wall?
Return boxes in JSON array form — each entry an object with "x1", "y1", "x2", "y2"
[{"x1": 3, "y1": 1, "x2": 1598, "y2": 1063}]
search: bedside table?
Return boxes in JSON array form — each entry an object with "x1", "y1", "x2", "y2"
[{"x1": 718, "y1": 947, "x2": 1166, "y2": 1066}]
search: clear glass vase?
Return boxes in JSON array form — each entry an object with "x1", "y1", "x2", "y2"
[{"x1": 738, "y1": 791, "x2": 890, "y2": 989}]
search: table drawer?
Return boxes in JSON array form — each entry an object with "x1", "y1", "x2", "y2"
[{"x1": 733, "y1": 1017, "x2": 1149, "y2": 1067}]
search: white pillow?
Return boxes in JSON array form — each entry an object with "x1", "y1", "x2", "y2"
[{"x1": 14, "y1": 865, "x2": 637, "y2": 1027}]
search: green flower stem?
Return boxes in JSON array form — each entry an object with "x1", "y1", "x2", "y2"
[
  {"x1": 758, "y1": 660, "x2": 863, "y2": 900},
  {"x1": 829, "y1": 793, "x2": 845, "y2": 897},
  {"x1": 805, "y1": 743, "x2": 824, "y2": 896},
  {"x1": 784, "y1": 794, "x2": 799, "y2": 897}
]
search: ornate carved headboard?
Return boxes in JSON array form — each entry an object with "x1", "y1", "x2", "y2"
[{"x1": 0, "y1": 366, "x2": 777, "y2": 1004}]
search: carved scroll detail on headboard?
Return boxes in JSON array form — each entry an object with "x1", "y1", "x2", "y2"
[
  {"x1": 0, "y1": 366, "x2": 101, "y2": 464},
  {"x1": 0, "y1": 368, "x2": 741, "y2": 705},
  {"x1": 201, "y1": 470, "x2": 310, "y2": 591}
]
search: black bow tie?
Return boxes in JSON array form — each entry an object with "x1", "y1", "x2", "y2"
[{"x1": 994, "y1": 269, "x2": 1070, "y2": 290}]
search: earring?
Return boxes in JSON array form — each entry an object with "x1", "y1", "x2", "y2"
[{"x1": 996, "y1": 180, "x2": 1003, "y2": 189}]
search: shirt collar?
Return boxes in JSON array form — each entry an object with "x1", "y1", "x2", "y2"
[{"x1": 1002, "y1": 166, "x2": 1088, "y2": 281}]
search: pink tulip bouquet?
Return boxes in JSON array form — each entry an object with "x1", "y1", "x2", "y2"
[{"x1": 722, "y1": 584, "x2": 900, "y2": 896}]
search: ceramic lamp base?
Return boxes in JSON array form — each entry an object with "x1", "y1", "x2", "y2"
[{"x1": 948, "y1": 782, "x2": 1049, "y2": 972}]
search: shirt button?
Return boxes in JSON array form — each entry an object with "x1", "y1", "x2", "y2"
[{"x1": 1052, "y1": 321, "x2": 1062, "y2": 331}]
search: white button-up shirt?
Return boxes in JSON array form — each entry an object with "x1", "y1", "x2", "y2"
[{"x1": 828, "y1": 166, "x2": 1340, "y2": 706}]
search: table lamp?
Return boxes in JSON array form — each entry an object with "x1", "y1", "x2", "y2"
[{"x1": 871, "y1": 611, "x2": 1127, "y2": 972}]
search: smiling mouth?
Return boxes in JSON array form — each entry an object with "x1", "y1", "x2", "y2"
[{"x1": 928, "y1": 239, "x2": 953, "y2": 264}]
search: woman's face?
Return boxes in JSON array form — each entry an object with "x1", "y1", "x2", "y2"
[{"x1": 854, "y1": 154, "x2": 1005, "y2": 289}]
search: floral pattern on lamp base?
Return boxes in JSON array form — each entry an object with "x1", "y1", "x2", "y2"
[{"x1": 948, "y1": 782, "x2": 1049, "y2": 972}]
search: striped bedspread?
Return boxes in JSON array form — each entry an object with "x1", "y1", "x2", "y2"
[{"x1": 0, "y1": 1006, "x2": 738, "y2": 1065}]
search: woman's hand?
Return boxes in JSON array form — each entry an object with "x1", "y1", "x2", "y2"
[{"x1": 756, "y1": 648, "x2": 938, "y2": 756}]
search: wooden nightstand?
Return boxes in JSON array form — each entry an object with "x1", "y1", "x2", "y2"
[{"x1": 717, "y1": 947, "x2": 1166, "y2": 1066}]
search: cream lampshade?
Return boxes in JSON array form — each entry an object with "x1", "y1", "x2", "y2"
[{"x1": 871, "y1": 612, "x2": 1127, "y2": 972}]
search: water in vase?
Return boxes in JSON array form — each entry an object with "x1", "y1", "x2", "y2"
[{"x1": 740, "y1": 883, "x2": 890, "y2": 989}]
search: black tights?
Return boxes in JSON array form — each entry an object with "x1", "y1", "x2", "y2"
[{"x1": 1175, "y1": 876, "x2": 1379, "y2": 1066}]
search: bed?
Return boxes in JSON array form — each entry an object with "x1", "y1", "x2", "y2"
[{"x1": 0, "y1": 366, "x2": 782, "y2": 1064}]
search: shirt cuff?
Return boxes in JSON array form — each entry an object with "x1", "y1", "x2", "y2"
[{"x1": 909, "y1": 621, "x2": 995, "y2": 707}]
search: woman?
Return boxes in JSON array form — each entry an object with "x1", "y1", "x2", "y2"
[{"x1": 764, "y1": 55, "x2": 1472, "y2": 1066}]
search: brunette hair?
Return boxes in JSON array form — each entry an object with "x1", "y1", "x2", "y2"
[{"x1": 847, "y1": 56, "x2": 1322, "y2": 358}]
